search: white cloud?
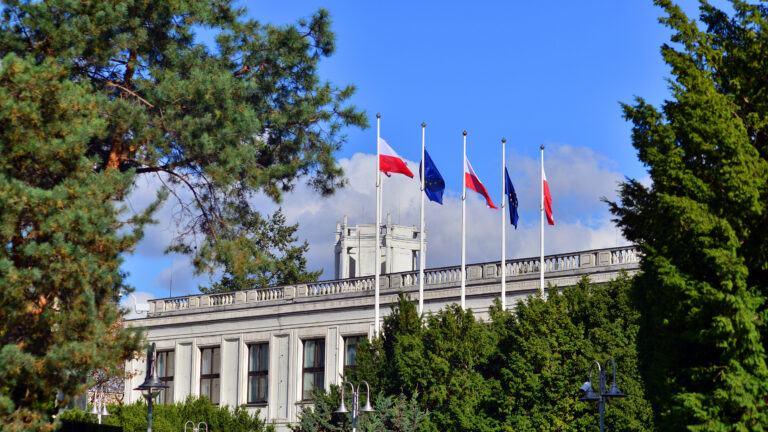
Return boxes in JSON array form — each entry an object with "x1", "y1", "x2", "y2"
[
  {"x1": 122, "y1": 145, "x2": 629, "y2": 294},
  {"x1": 270, "y1": 147, "x2": 628, "y2": 277}
]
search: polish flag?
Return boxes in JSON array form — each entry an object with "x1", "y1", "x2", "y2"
[
  {"x1": 379, "y1": 138, "x2": 414, "y2": 178},
  {"x1": 465, "y1": 157, "x2": 498, "y2": 209},
  {"x1": 543, "y1": 168, "x2": 554, "y2": 225}
]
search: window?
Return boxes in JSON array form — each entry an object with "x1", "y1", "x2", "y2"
[
  {"x1": 344, "y1": 335, "x2": 365, "y2": 376},
  {"x1": 200, "y1": 347, "x2": 220, "y2": 404},
  {"x1": 156, "y1": 350, "x2": 174, "y2": 404},
  {"x1": 248, "y1": 343, "x2": 268, "y2": 404},
  {"x1": 302, "y1": 339, "x2": 325, "y2": 400}
]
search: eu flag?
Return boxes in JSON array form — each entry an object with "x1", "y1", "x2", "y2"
[
  {"x1": 505, "y1": 167, "x2": 519, "y2": 228},
  {"x1": 420, "y1": 149, "x2": 445, "y2": 204}
]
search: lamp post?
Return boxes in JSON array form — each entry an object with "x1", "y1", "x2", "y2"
[
  {"x1": 184, "y1": 421, "x2": 208, "y2": 432},
  {"x1": 88, "y1": 385, "x2": 111, "y2": 424},
  {"x1": 578, "y1": 358, "x2": 626, "y2": 432},
  {"x1": 334, "y1": 381, "x2": 375, "y2": 432},
  {"x1": 134, "y1": 343, "x2": 168, "y2": 432}
]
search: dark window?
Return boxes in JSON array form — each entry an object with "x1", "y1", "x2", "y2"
[
  {"x1": 200, "y1": 347, "x2": 220, "y2": 404},
  {"x1": 344, "y1": 336, "x2": 365, "y2": 376},
  {"x1": 302, "y1": 339, "x2": 325, "y2": 400},
  {"x1": 157, "y1": 351, "x2": 174, "y2": 404},
  {"x1": 248, "y1": 343, "x2": 269, "y2": 404}
]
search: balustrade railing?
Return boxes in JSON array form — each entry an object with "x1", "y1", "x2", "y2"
[
  {"x1": 147, "y1": 246, "x2": 639, "y2": 314},
  {"x1": 210, "y1": 292, "x2": 235, "y2": 306}
]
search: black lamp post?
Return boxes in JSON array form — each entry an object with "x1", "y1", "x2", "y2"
[
  {"x1": 334, "y1": 381, "x2": 375, "y2": 432},
  {"x1": 578, "y1": 358, "x2": 626, "y2": 432},
  {"x1": 134, "y1": 343, "x2": 168, "y2": 432}
]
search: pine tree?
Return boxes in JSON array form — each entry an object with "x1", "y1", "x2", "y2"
[
  {"x1": 608, "y1": 1, "x2": 768, "y2": 429},
  {"x1": 200, "y1": 208, "x2": 322, "y2": 293},
  {"x1": 0, "y1": 0, "x2": 366, "y2": 283},
  {"x1": 0, "y1": 54, "x2": 145, "y2": 430}
]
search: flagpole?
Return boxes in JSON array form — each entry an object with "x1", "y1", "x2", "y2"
[
  {"x1": 501, "y1": 138, "x2": 506, "y2": 310},
  {"x1": 461, "y1": 130, "x2": 467, "y2": 310},
  {"x1": 375, "y1": 114, "x2": 381, "y2": 336},
  {"x1": 419, "y1": 122, "x2": 426, "y2": 316},
  {"x1": 539, "y1": 144, "x2": 545, "y2": 297}
]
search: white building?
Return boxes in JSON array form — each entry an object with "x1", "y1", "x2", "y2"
[
  {"x1": 334, "y1": 214, "x2": 421, "y2": 279},
  {"x1": 125, "y1": 238, "x2": 640, "y2": 430}
]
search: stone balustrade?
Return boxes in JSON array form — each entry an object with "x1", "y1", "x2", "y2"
[{"x1": 147, "y1": 245, "x2": 640, "y2": 315}]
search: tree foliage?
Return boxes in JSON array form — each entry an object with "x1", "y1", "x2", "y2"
[
  {"x1": 0, "y1": 0, "x2": 362, "y2": 427},
  {"x1": 200, "y1": 208, "x2": 322, "y2": 293},
  {"x1": 290, "y1": 387, "x2": 429, "y2": 432},
  {"x1": 352, "y1": 277, "x2": 654, "y2": 432},
  {"x1": 608, "y1": 1, "x2": 768, "y2": 429},
  {"x1": 0, "y1": 54, "x2": 145, "y2": 431},
  {"x1": 0, "y1": 0, "x2": 366, "y2": 282},
  {"x1": 58, "y1": 396, "x2": 274, "y2": 432}
]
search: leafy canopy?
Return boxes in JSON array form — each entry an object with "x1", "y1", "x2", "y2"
[
  {"x1": 0, "y1": 53, "x2": 145, "y2": 431},
  {"x1": 291, "y1": 387, "x2": 429, "y2": 432},
  {"x1": 608, "y1": 1, "x2": 768, "y2": 430},
  {"x1": 0, "y1": 0, "x2": 367, "y2": 283},
  {"x1": 352, "y1": 277, "x2": 654, "y2": 432}
]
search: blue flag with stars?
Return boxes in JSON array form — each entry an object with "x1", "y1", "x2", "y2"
[
  {"x1": 420, "y1": 149, "x2": 445, "y2": 204},
  {"x1": 505, "y1": 167, "x2": 519, "y2": 228}
]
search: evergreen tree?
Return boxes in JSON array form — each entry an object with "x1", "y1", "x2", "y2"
[
  {"x1": 352, "y1": 294, "x2": 498, "y2": 432},
  {"x1": 354, "y1": 277, "x2": 654, "y2": 432},
  {"x1": 0, "y1": 0, "x2": 366, "y2": 283},
  {"x1": 200, "y1": 208, "x2": 322, "y2": 293},
  {"x1": 290, "y1": 387, "x2": 429, "y2": 432},
  {"x1": 491, "y1": 277, "x2": 654, "y2": 431},
  {"x1": 0, "y1": 54, "x2": 145, "y2": 430},
  {"x1": 608, "y1": 1, "x2": 768, "y2": 429}
]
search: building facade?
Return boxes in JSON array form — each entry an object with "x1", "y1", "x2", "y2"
[
  {"x1": 125, "y1": 245, "x2": 640, "y2": 430},
  {"x1": 334, "y1": 214, "x2": 421, "y2": 279}
]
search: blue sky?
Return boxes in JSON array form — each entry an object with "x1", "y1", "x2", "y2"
[{"x1": 122, "y1": 1, "x2": 722, "y2": 307}]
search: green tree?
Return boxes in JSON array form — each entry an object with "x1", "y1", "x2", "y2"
[
  {"x1": 290, "y1": 387, "x2": 429, "y2": 432},
  {"x1": 0, "y1": 0, "x2": 366, "y2": 284},
  {"x1": 608, "y1": 1, "x2": 768, "y2": 430},
  {"x1": 200, "y1": 208, "x2": 322, "y2": 293},
  {"x1": 355, "y1": 277, "x2": 654, "y2": 432},
  {"x1": 352, "y1": 294, "x2": 504, "y2": 432},
  {"x1": 0, "y1": 54, "x2": 145, "y2": 430},
  {"x1": 491, "y1": 276, "x2": 654, "y2": 431}
]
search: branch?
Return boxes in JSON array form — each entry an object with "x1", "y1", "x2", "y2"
[{"x1": 105, "y1": 81, "x2": 154, "y2": 108}]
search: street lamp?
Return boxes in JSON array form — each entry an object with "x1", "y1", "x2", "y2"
[
  {"x1": 134, "y1": 343, "x2": 168, "y2": 432},
  {"x1": 88, "y1": 385, "x2": 111, "y2": 424},
  {"x1": 578, "y1": 358, "x2": 626, "y2": 432},
  {"x1": 184, "y1": 421, "x2": 208, "y2": 432},
  {"x1": 334, "y1": 381, "x2": 375, "y2": 432}
]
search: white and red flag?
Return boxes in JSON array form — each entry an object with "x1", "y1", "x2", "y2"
[
  {"x1": 464, "y1": 157, "x2": 498, "y2": 209},
  {"x1": 543, "y1": 168, "x2": 554, "y2": 225},
  {"x1": 378, "y1": 137, "x2": 414, "y2": 178}
]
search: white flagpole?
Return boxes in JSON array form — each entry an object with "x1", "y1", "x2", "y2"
[
  {"x1": 419, "y1": 122, "x2": 426, "y2": 316},
  {"x1": 375, "y1": 114, "x2": 381, "y2": 336},
  {"x1": 461, "y1": 130, "x2": 467, "y2": 310},
  {"x1": 501, "y1": 138, "x2": 506, "y2": 310},
  {"x1": 540, "y1": 144, "x2": 545, "y2": 296}
]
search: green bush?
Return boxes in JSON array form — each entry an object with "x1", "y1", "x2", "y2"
[
  {"x1": 58, "y1": 396, "x2": 274, "y2": 432},
  {"x1": 291, "y1": 387, "x2": 429, "y2": 432},
  {"x1": 351, "y1": 275, "x2": 655, "y2": 431}
]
